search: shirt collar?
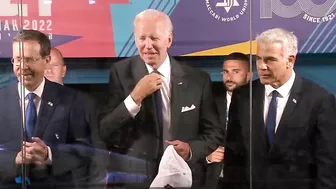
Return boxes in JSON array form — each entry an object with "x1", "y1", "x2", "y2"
[
  {"x1": 18, "y1": 77, "x2": 45, "y2": 99},
  {"x1": 265, "y1": 70, "x2": 296, "y2": 98},
  {"x1": 145, "y1": 54, "x2": 171, "y2": 78},
  {"x1": 226, "y1": 91, "x2": 231, "y2": 99}
]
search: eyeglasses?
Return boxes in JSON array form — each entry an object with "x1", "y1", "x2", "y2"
[{"x1": 11, "y1": 57, "x2": 43, "y2": 65}]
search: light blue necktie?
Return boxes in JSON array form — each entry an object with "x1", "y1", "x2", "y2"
[
  {"x1": 26, "y1": 93, "x2": 37, "y2": 140},
  {"x1": 266, "y1": 90, "x2": 278, "y2": 145}
]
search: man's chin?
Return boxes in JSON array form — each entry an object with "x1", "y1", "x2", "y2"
[
  {"x1": 18, "y1": 77, "x2": 35, "y2": 87},
  {"x1": 259, "y1": 79, "x2": 271, "y2": 85},
  {"x1": 21, "y1": 80, "x2": 33, "y2": 86},
  {"x1": 225, "y1": 85, "x2": 235, "y2": 91},
  {"x1": 142, "y1": 58, "x2": 156, "y2": 65}
]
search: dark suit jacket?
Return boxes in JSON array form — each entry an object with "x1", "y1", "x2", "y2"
[
  {"x1": 224, "y1": 76, "x2": 336, "y2": 189},
  {"x1": 78, "y1": 92, "x2": 109, "y2": 189},
  {"x1": 0, "y1": 79, "x2": 92, "y2": 189},
  {"x1": 99, "y1": 55, "x2": 223, "y2": 188},
  {"x1": 205, "y1": 92, "x2": 227, "y2": 189}
]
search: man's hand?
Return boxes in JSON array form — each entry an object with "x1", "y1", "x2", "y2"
[
  {"x1": 130, "y1": 73, "x2": 163, "y2": 105},
  {"x1": 207, "y1": 146, "x2": 224, "y2": 163},
  {"x1": 15, "y1": 151, "x2": 33, "y2": 164},
  {"x1": 166, "y1": 140, "x2": 191, "y2": 161},
  {"x1": 15, "y1": 137, "x2": 49, "y2": 165}
]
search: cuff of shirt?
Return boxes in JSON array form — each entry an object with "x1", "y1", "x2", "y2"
[
  {"x1": 45, "y1": 146, "x2": 52, "y2": 164},
  {"x1": 206, "y1": 156, "x2": 213, "y2": 164},
  {"x1": 124, "y1": 95, "x2": 141, "y2": 118},
  {"x1": 187, "y1": 148, "x2": 192, "y2": 161}
]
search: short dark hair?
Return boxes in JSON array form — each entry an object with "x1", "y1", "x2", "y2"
[
  {"x1": 225, "y1": 52, "x2": 249, "y2": 63},
  {"x1": 13, "y1": 30, "x2": 51, "y2": 57}
]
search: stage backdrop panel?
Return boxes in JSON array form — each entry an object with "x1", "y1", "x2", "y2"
[{"x1": 0, "y1": 0, "x2": 335, "y2": 57}]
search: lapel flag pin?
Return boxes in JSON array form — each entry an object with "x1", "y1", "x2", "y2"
[
  {"x1": 292, "y1": 99, "x2": 297, "y2": 103},
  {"x1": 48, "y1": 102, "x2": 53, "y2": 106}
]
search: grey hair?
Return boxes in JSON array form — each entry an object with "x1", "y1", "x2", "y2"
[
  {"x1": 256, "y1": 28, "x2": 298, "y2": 56},
  {"x1": 133, "y1": 9, "x2": 173, "y2": 34}
]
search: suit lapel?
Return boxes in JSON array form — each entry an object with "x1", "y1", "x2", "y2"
[
  {"x1": 131, "y1": 57, "x2": 159, "y2": 136},
  {"x1": 131, "y1": 56, "x2": 149, "y2": 85},
  {"x1": 274, "y1": 76, "x2": 302, "y2": 145},
  {"x1": 216, "y1": 92, "x2": 228, "y2": 130},
  {"x1": 170, "y1": 57, "x2": 186, "y2": 139},
  {"x1": 252, "y1": 81, "x2": 268, "y2": 152},
  {"x1": 7, "y1": 83, "x2": 22, "y2": 138},
  {"x1": 34, "y1": 80, "x2": 58, "y2": 137}
]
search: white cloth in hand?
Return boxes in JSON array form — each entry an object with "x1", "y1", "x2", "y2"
[{"x1": 150, "y1": 145, "x2": 192, "y2": 188}]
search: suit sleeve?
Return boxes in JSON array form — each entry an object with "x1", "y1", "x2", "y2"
[
  {"x1": 50, "y1": 91, "x2": 92, "y2": 176},
  {"x1": 0, "y1": 148, "x2": 19, "y2": 182},
  {"x1": 188, "y1": 73, "x2": 224, "y2": 164},
  {"x1": 84, "y1": 94, "x2": 109, "y2": 188},
  {"x1": 204, "y1": 95, "x2": 227, "y2": 188},
  {"x1": 315, "y1": 93, "x2": 336, "y2": 189},
  {"x1": 99, "y1": 64, "x2": 135, "y2": 145},
  {"x1": 223, "y1": 88, "x2": 247, "y2": 188}
]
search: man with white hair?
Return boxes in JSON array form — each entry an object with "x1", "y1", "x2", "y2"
[
  {"x1": 99, "y1": 9, "x2": 222, "y2": 188},
  {"x1": 223, "y1": 28, "x2": 336, "y2": 189}
]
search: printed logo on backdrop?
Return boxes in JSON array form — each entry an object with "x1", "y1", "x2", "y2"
[
  {"x1": 0, "y1": 0, "x2": 52, "y2": 41},
  {"x1": 205, "y1": 0, "x2": 248, "y2": 22},
  {"x1": 260, "y1": 0, "x2": 336, "y2": 23}
]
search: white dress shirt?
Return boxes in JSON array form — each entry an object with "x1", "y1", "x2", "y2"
[
  {"x1": 144, "y1": 55, "x2": 171, "y2": 133},
  {"x1": 264, "y1": 71, "x2": 296, "y2": 132},
  {"x1": 226, "y1": 91, "x2": 232, "y2": 121},
  {"x1": 18, "y1": 77, "x2": 52, "y2": 164},
  {"x1": 18, "y1": 78, "x2": 45, "y2": 115},
  {"x1": 124, "y1": 54, "x2": 171, "y2": 124},
  {"x1": 124, "y1": 55, "x2": 193, "y2": 160}
]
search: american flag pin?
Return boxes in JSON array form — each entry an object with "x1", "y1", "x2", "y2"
[
  {"x1": 292, "y1": 99, "x2": 297, "y2": 103},
  {"x1": 48, "y1": 102, "x2": 53, "y2": 106}
]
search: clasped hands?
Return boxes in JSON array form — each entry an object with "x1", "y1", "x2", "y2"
[{"x1": 15, "y1": 137, "x2": 49, "y2": 165}]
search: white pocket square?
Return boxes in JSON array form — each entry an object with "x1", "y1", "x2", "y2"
[{"x1": 181, "y1": 104, "x2": 196, "y2": 113}]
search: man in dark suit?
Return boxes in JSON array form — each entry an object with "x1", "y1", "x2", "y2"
[
  {"x1": 99, "y1": 9, "x2": 223, "y2": 188},
  {"x1": 0, "y1": 30, "x2": 92, "y2": 189},
  {"x1": 224, "y1": 28, "x2": 336, "y2": 189},
  {"x1": 205, "y1": 52, "x2": 252, "y2": 189}
]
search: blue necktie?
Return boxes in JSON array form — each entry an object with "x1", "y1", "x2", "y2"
[
  {"x1": 26, "y1": 93, "x2": 37, "y2": 140},
  {"x1": 154, "y1": 89, "x2": 163, "y2": 129},
  {"x1": 153, "y1": 70, "x2": 164, "y2": 158},
  {"x1": 266, "y1": 90, "x2": 278, "y2": 145},
  {"x1": 153, "y1": 70, "x2": 163, "y2": 129}
]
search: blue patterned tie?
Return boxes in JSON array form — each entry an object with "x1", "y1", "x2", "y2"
[
  {"x1": 266, "y1": 90, "x2": 278, "y2": 145},
  {"x1": 26, "y1": 93, "x2": 37, "y2": 140}
]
